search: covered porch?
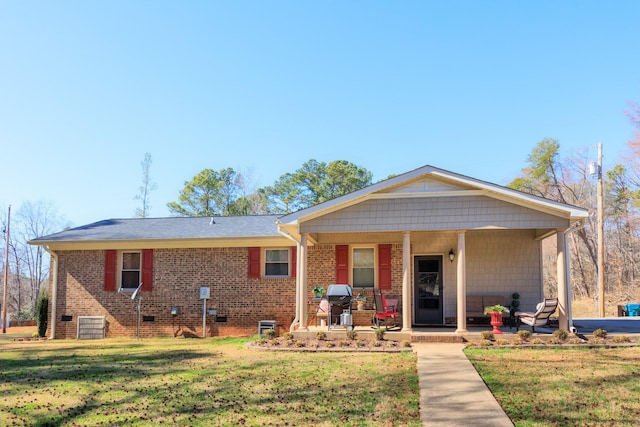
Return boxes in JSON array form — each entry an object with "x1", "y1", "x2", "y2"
[{"x1": 276, "y1": 165, "x2": 588, "y2": 334}]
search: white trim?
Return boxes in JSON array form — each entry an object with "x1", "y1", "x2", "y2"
[
  {"x1": 118, "y1": 250, "x2": 142, "y2": 291},
  {"x1": 262, "y1": 247, "x2": 292, "y2": 278},
  {"x1": 350, "y1": 245, "x2": 377, "y2": 288}
]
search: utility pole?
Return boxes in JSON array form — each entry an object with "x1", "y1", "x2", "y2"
[
  {"x1": 596, "y1": 143, "x2": 605, "y2": 317},
  {"x1": 589, "y1": 144, "x2": 605, "y2": 317},
  {"x1": 2, "y1": 205, "x2": 10, "y2": 334}
]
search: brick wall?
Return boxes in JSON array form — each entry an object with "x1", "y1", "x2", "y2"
[
  {"x1": 50, "y1": 248, "x2": 296, "y2": 339},
  {"x1": 48, "y1": 231, "x2": 542, "y2": 338}
]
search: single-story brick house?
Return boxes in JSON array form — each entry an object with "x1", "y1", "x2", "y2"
[{"x1": 30, "y1": 165, "x2": 588, "y2": 339}]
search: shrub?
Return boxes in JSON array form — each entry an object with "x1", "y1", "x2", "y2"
[
  {"x1": 325, "y1": 341, "x2": 335, "y2": 348},
  {"x1": 478, "y1": 339, "x2": 492, "y2": 348},
  {"x1": 552, "y1": 329, "x2": 569, "y2": 342},
  {"x1": 316, "y1": 331, "x2": 327, "y2": 341},
  {"x1": 495, "y1": 339, "x2": 509, "y2": 346},
  {"x1": 374, "y1": 327, "x2": 386, "y2": 340},
  {"x1": 517, "y1": 330, "x2": 531, "y2": 341},
  {"x1": 283, "y1": 332, "x2": 294, "y2": 341},
  {"x1": 339, "y1": 341, "x2": 349, "y2": 347},
  {"x1": 593, "y1": 328, "x2": 608, "y2": 339},
  {"x1": 590, "y1": 337, "x2": 605, "y2": 345},
  {"x1": 511, "y1": 337, "x2": 522, "y2": 346},
  {"x1": 480, "y1": 330, "x2": 494, "y2": 340},
  {"x1": 612, "y1": 335, "x2": 631, "y2": 343},
  {"x1": 264, "y1": 329, "x2": 277, "y2": 340},
  {"x1": 568, "y1": 337, "x2": 584, "y2": 344},
  {"x1": 294, "y1": 340, "x2": 306, "y2": 348},
  {"x1": 401, "y1": 340, "x2": 411, "y2": 348},
  {"x1": 372, "y1": 340, "x2": 382, "y2": 347},
  {"x1": 346, "y1": 330, "x2": 358, "y2": 340},
  {"x1": 530, "y1": 338, "x2": 544, "y2": 345},
  {"x1": 31, "y1": 331, "x2": 39, "y2": 338},
  {"x1": 36, "y1": 289, "x2": 48, "y2": 338}
]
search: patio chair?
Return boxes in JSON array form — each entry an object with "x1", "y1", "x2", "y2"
[
  {"x1": 372, "y1": 289, "x2": 400, "y2": 329},
  {"x1": 315, "y1": 298, "x2": 329, "y2": 326},
  {"x1": 514, "y1": 298, "x2": 558, "y2": 332}
]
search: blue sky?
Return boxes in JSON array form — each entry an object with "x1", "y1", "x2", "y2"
[{"x1": 1, "y1": 1, "x2": 639, "y2": 228}]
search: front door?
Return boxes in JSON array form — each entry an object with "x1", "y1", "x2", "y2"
[{"x1": 414, "y1": 256, "x2": 443, "y2": 325}]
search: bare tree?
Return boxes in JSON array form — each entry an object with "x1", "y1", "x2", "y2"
[
  {"x1": 14, "y1": 201, "x2": 67, "y2": 311},
  {"x1": 134, "y1": 153, "x2": 157, "y2": 218}
]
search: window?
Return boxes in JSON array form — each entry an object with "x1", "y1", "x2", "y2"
[
  {"x1": 265, "y1": 249, "x2": 289, "y2": 276},
  {"x1": 352, "y1": 247, "x2": 374, "y2": 287},
  {"x1": 120, "y1": 251, "x2": 141, "y2": 290}
]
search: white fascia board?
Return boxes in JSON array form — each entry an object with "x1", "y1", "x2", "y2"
[{"x1": 31, "y1": 236, "x2": 292, "y2": 251}]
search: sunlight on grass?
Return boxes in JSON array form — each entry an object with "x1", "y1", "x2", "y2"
[
  {"x1": 0, "y1": 338, "x2": 420, "y2": 426},
  {"x1": 466, "y1": 347, "x2": 640, "y2": 426}
]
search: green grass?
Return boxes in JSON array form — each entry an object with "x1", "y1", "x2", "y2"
[
  {"x1": 0, "y1": 337, "x2": 420, "y2": 426},
  {"x1": 466, "y1": 347, "x2": 640, "y2": 426}
]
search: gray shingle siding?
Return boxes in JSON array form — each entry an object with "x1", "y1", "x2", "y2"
[{"x1": 299, "y1": 196, "x2": 569, "y2": 233}]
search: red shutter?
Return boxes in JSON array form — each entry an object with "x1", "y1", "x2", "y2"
[
  {"x1": 141, "y1": 249, "x2": 153, "y2": 291},
  {"x1": 104, "y1": 250, "x2": 117, "y2": 292},
  {"x1": 378, "y1": 244, "x2": 392, "y2": 290},
  {"x1": 335, "y1": 245, "x2": 349, "y2": 284},
  {"x1": 291, "y1": 246, "x2": 297, "y2": 278},
  {"x1": 248, "y1": 247, "x2": 261, "y2": 278}
]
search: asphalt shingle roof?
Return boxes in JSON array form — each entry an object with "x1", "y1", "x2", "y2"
[{"x1": 30, "y1": 215, "x2": 282, "y2": 243}]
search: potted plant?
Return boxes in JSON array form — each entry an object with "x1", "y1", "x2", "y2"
[
  {"x1": 312, "y1": 286, "x2": 325, "y2": 299},
  {"x1": 484, "y1": 304, "x2": 509, "y2": 335},
  {"x1": 355, "y1": 289, "x2": 367, "y2": 310}
]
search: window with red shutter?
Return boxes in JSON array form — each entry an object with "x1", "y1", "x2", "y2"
[
  {"x1": 378, "y1": 244, "x2": 392, "y2": 290},
  {"x1": 104, "y1": 250, "x2": 117, "y2": 292},
  {"x1": 248, "y1": 247, "x2": 261, "y2": 278},
  {"x1": 141, "y1": 249, "x2": 153, "y2": 291},
  {"x1": 335, "y1": 245, "x2": 349, "y2": 284}
]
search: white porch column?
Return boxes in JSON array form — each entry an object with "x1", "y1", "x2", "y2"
[
  {"x1": 557, "y1": 230, "x2": 569, "y2": 331},
  {"x1": 455, "y1": 231, "x2": 468, "y2": 334},
  {"x1": 401, "y1": 231, "x2": 412, "y2": 332},
  {"x1": 299, "y1": 233, "x2": 309, "y2": 330}
]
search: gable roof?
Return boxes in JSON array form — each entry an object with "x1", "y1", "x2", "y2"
[
  {"x1": 29, "y1": 215, "x2": 287, "y2": 250},
  {"x1": 277, "y1": 164, "x2": 589, "y2": 227}
]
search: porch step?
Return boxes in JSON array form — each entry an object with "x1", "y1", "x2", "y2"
[{"x1": 410, "y1": 334, "x2": 465, "y2": 343}]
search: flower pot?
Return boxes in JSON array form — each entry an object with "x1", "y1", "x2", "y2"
[{"x1": 488, "y1": 311, "x2": 503, "y2": 334}]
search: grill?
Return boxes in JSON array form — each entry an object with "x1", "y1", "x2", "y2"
[{"x1": 326, "y1": 284, "x2": 353, "y2": 330}]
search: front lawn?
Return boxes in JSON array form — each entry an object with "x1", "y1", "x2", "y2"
[
  {"x1": 466, "y1": 347, "x2": 640, "y2": 426},
  {"x1": 0, "y1": 337, "x2": 420, "y2": 426}
]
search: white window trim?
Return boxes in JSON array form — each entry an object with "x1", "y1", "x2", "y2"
[
  {"x1": 350, "y1": 245, "x2": 377, "y2": 288},
  {"x1": 262, "y1": 247, "x2": 292, "y2": 278},
  {"x1": 117, "y1": 250, "x2": 142, "y2": 291}
]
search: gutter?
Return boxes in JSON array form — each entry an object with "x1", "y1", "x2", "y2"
[
  {"x1": 44, "y1": 246, "x2": 58, "y2": 340},
  {"x1": 277, "y1": 226, "x2": 302, "y2": 332}
]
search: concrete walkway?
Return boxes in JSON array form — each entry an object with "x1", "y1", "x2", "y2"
[{"x1": 413, "y1": 343, "x2": 514, "y2": 426}]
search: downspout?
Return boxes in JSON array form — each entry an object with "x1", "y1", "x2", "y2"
[
  {"x1": 44, "y1": 246, "x2": 58, "y2": 340},
  {"x1": 277, "y1": 226, "x2": 302, "y2": 332},
  {"x1": 565, "y1": 220, "x2": 586, "y2": 333}
]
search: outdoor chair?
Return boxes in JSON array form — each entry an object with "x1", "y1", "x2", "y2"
[
  {"x1": 372, "y1": 289, "x2": 400, "y2": 329},
  {"x1": 316, "y1": 298, "x2": 329, "y2": 326},
  {"x1": 514, "y1": 298, "x2": 558, "y2": 332}
]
